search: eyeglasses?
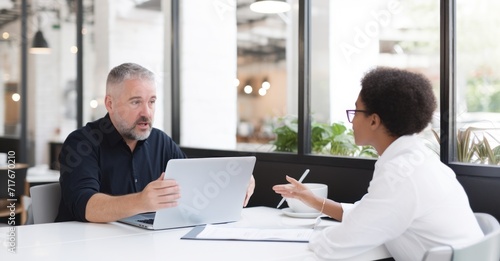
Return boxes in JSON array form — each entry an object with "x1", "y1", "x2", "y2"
[{"x1": 346, "y1": 110, "x2": 370, "y2": 123}]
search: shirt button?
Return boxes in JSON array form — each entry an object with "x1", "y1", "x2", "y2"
[{"x1": 135, "y1": 179, "x2": 138, "y2": 183}]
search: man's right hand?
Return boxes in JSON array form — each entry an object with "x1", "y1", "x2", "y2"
[
  {"x1": 85, "y1": 173, "x2": 181, "y2": 223},
  {"x1": 139, "y1": 173, "x2": 180, "y2": 212}
]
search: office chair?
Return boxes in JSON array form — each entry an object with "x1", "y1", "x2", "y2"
[
  {"x1": 422, "y1": 213, "x2": 500, "y2": 261},
  {"x1": 30, "y1": 183, "x2": 61, "y2": 224},
  {"x1": 475, "y1": 212, "x2": 500, "y2": 234}
]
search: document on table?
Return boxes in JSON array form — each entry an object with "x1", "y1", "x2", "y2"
[{"x1": 181, "y1": 225, "x2": 314, "y2": 243}]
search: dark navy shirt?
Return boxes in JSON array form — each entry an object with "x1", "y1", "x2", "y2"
[{"x1": 55, "y1": 114, "x2": 186, "y2": 222}]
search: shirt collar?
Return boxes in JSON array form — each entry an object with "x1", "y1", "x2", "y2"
[
  {"x1": 375, "y1": 134, "x2": 419, "y2": 167},
  {"x1": 100, "y1": 113, "x2": 123, "y2": 147}
]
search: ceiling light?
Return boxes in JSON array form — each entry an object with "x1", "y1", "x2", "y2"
[
  {"x1": 262, "y1": 80, "x2": 271, "y2": 90},
  {"x1": 12, "y1": 93, "x2": 21, "y2": 102},
  {"x1": 244, "y1": 85, "x2": 253, "y2": 94},
  {"x1": 89, "y1": 99, "x2": 98, "y2": 109},
  {"x1": 30, "y1": 30, "x2": 51, "y2": 54},
  {"x1": 250, "y1": 0, "x2": 291, "y2": 14}
]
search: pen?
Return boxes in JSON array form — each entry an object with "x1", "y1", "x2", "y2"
[
  {"x1": 276, "y1": 169, "x2": 310, "y2": 208},
  {"x1": 313, "y1": 215, "x2": 322, "y2": 230}
]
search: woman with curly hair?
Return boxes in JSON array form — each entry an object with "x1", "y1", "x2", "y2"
[{"x1": 273, "y1": 67, "x2": 483, "y2": 261}]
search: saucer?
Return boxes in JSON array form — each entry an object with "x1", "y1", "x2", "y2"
[{"x1": 282, "y1": 208, "x2": 321, "y2": 218}]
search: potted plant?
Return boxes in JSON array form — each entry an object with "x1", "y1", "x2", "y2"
[
  {"x1": 271, "y1": 115, "x2": 378, "y2": 158},
  {"x1": 435, "y1": 127, "x2": 500, "y2": 165}
]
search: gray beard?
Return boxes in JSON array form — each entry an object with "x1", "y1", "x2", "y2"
[
  {"x1": 121, "y1": 126, "x2": 151, "y2": 141},
  {"x1": 114, "y1": 115, "x2": 153, "y2": 141}
]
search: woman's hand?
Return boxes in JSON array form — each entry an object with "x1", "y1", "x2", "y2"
[{"x1": 272, "y1": 175, "x2": 316, "y2": 206}]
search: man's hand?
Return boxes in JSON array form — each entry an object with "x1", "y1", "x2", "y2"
[
  {"x1": 139, "y1": 173, "x2": 181, "y2": 212},
  {"x1": 243, "y1": 175, "x2": 255, "y2": 207},
  {"x1": 85, "y1": 173, "x2": 180, "y2": 223}
]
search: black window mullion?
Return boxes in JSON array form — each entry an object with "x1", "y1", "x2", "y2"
[
  {"x1": 20, "y1": 0, "x2": 28, "y2": 163},
  {"x1": 298, "y1": 0, "x2": 311, "y2": 155},
  {"x1": 440, "y1": 0, "x2": 455, "y2": 165},
  {"x1": 76, "y1": 0, "x2": 83, "y2": 129},
  {"x1": 171, "y1": 0, "x2": 181, "y2": 144}
]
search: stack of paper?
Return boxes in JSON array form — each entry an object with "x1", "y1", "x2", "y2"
[{"x1": 182, "y1": 225, "x2": 314, "y2": 243}]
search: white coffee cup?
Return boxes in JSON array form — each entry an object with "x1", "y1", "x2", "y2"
[{"x1": 286, "y1": 183, "x2": 328, "y2": 213}]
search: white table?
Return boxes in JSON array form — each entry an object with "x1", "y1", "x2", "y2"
[
  {"x1": 26, "y1": 166, "x2": 59, "y2": 184},
  {"x1": 0, "y1": 207, "x2": 390, "y2": 260}
]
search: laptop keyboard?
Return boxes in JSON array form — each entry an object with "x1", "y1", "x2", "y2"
[{"x1": 138, "y1": 219, "x2": 154, "y2": 224}]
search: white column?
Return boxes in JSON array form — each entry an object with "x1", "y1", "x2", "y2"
[{"x1": 179, "y1": 0, "x2": 237, "y2": 149}]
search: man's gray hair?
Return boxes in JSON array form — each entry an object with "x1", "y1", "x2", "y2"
[{"x1": 106, "y1": 63, "x2": 155, "y2": 93}]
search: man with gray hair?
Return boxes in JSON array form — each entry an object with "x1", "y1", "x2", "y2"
[{"x1": 56, "y1": 63, "x2": 255, "y2": 222}]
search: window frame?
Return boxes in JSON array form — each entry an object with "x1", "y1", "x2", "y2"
[
  {"x1": 171, "y1": 0, "x2": 499, "y2": 178},
  {"x1": 11, "y1": 0, "x2": 497, "y2": 177}
]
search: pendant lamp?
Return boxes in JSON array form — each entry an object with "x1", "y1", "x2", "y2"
[{"x1": 250, "y1": 0, "x2": 291, "y2": 14}]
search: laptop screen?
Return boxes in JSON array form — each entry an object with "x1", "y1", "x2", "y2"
[{"x1": 119, "y1": 156, "x2": 256, "y2": 230}]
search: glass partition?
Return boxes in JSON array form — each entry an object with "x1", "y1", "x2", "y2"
[
  {"x1": 0, "y1": 3, "x2": 22, "y2": 138},
  {"x1": 178, "y1": 0, "x2": 298, "y2": 152},
  {"x1": 310, "y1": 0, "x2": 440, "y2": 158},
  {"x1": 455, "y1": 0, "x2": 500, "y2": 166},
  {"x1": 1, "y1": 0, "x2": 166, "y2": 166},
  {"x1": 85, "y1": 0, "x2": 165, "y2": 129}
]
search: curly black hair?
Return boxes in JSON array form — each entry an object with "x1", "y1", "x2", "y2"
[{"x1": 359, "y1": 67, "x2": 437, "y2": 137}]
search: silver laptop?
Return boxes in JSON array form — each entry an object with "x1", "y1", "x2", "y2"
[{"x1": 118, "y1": 156, "x2": 256, "y2": 230}]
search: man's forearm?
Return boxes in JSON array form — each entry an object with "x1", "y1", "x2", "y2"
[{"x1": 85, "y1": 193, "x2": 143, "y2": 223}]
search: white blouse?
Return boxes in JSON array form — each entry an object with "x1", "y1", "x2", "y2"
[{"x1": 308, "y1": 135, "x2": 484, "y2": 261}]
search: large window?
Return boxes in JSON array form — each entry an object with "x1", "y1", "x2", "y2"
[
  {"x1": 0, "y1": 33, "x2": 20, "y2": 138},
  {"x1": 309, "y1": 0, "x2": 440, "y2": 157},
  {"x1": 5, "y1": 0, "x2": 499, "y2": 173},
  {"x1": 0, "y1": 0, "x2": 166, "y2": 166},
  {"x1": 178, "y1": 0, "x2": 297, "y2": 152},
  {"x1": 0, "y1": 0, "x2": 79, "y2": 165},
  {"x1": 176, "y1": 0, "x2": 498, "y2": 170},
  {"x1": 84, "y1": 0, "x2": 165, "y2": 129},
  {"x1": 178, "y1": 0, "x2": 442, "y2": 159},
  {"x1": 455, "y1": 0, "x2": 500, "y2": 166}
]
